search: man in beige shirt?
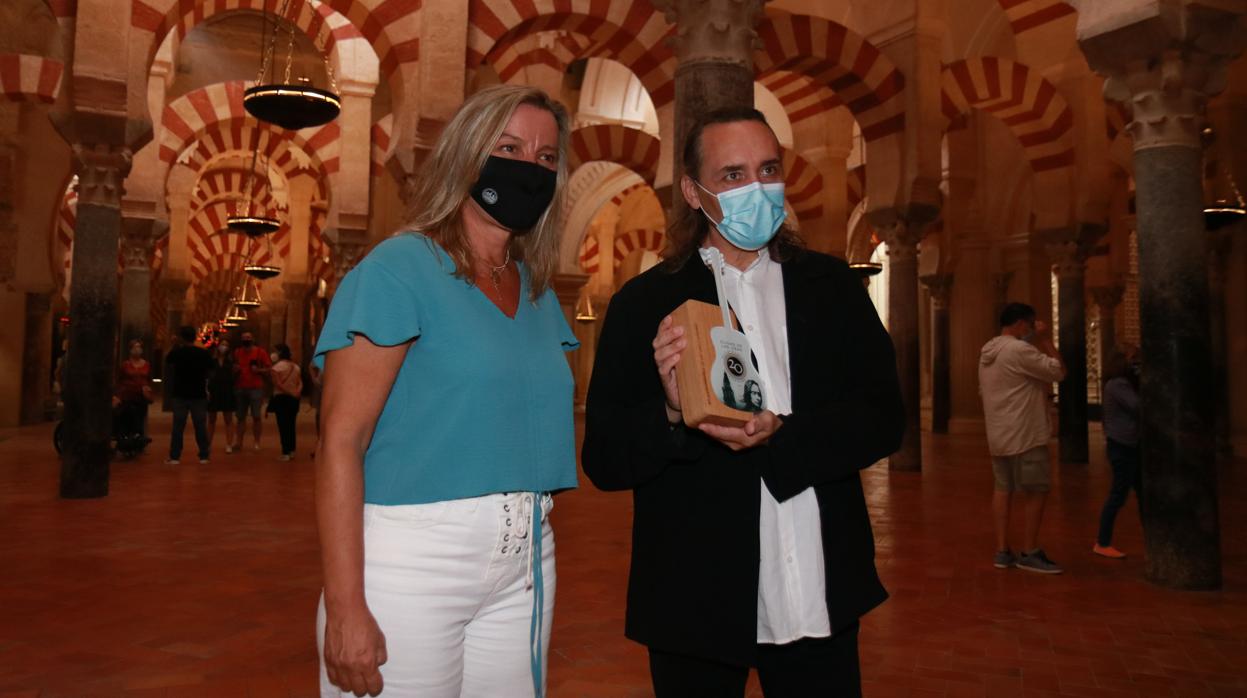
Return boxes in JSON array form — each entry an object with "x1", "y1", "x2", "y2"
[{"x1": 979, "y1": 302, "x2": 1066, "y2": 574}]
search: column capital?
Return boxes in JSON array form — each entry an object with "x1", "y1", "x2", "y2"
[
  {"x1": 654, "y1": 0, "x2": 767, "y2": 68},
  {"x1": 72, "y1": 143, "x2": 133, "y2": 209},
  {"x1": 1041, "y1": 224, "x2": 1106, "y2": 277},
  {"x1": 327, "y1": 228, "x2": 371, "y2": 286},
  {"x1": 1089, "y1": 283, "x2": 1125, "y2": 312},
  {"x1": 1078, "y1": 5, "x2": 1247, "y2": 150},
  {"x1": 120, "y1": 218, "x2": 166, "y2": 271},
  {"x1": 920, "y1": 273, "x2": 954, "y2": 310}
]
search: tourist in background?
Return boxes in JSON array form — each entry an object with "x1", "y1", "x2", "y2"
[
  {"x1": 232, "y1": 330, "x2": 271, "y2": 452},
  {"x1": 207, "y1": 337, "x2": 238, "y2": 451},
  {"x1": 164, "y1": 326, "x2": 215, "y2": 465},
  {"x1": 1094, "y1": 346, "x2": 1141, "y2": 558},
  {"x1": 268, "y1": 343, "x2": 303, "y2": 462},
  {"x1": 115, "y1": 338, "x2": 153, "y2": 448}
]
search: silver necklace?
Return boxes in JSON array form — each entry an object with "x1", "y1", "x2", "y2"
[{"x1": 487, "y1": 248, "x2": 511, "y2": 291}]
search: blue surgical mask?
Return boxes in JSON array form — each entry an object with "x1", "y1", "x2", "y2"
[{"x1": 696, "y1": 180, "x2": 787, "y2": 251}]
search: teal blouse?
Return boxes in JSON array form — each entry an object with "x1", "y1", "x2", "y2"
[{"x1": 313, "y1": 233, "x2": 580, "y2": 505}]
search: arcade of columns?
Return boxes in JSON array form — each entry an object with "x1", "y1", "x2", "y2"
[{"x1": 0, "y1": 0, "x2": 1245, "y2": 588}]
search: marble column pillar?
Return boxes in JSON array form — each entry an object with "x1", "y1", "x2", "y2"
[
  {"x1": 880, "y1": 224, "x2": 925, "y2": 471},
  {"x1": 921, "y1": 274, "x2": 953, "y2": 434},
  {"x1": 991, "y1": 272, "x2": 1013, "y2": 328},
  {"x1": 1080, "y1": 12, "x2": 1245, "y2": 587},
  {"x1": 60, "y1": 144, "x2": 133, "y2": 499},
  {"x1": 1208, "y1": 229, "x2": 1233, "y2": 458},
  {"x1": 1050, "y1": 245, "x2": 1090, "y2": 464},
  {"x1": 283, "y1": 281, "x2": 310, "y2": 364},
  {"x1": 656, "y1": 0, "x2": 765, "y2": 208},
  {"x1": 119, "y1": 217, "x2": 159, "y2": 355}
]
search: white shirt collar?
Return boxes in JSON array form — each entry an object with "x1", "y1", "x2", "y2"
[{"x1": 698, "y1": 244, "x2": 772, "y2": 275}]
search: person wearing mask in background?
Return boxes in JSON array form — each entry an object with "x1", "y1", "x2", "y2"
[
  {"x1": 232, "y1": 330, "x2": 271, "y2": 452},
  {"x1": 207, "y1": 337, "x2": 238, "y2": 452},
  {"x1": 979, "y1": 303, "x2": 1067, "y2": 574},
  {"x1": 164, "y1": 326, "x2": 216, "y2": 465},
  {"x1": 115, "y1": 338, "x2": 154, "y2": 448},
  {"x1": 1094, "y1": 346, "x2": 1141, "y2": 559},
  {"x1": 314, "y1": 84, "x2": 578, "y2": 698},
  {"x1": 268, "y1": 343, "x2": 303, "y2": 462}
]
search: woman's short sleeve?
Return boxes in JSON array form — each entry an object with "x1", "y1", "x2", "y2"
[
  {"x1": 550, "y1": 291, "x2": 580, "y2": 352},
  {"x1": 313, "y1": 259, "x2": 422, "y2": 369}
]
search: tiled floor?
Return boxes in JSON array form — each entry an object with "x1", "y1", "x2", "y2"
[{"x1": 0, "y1": 410, "x2": 1244, "y2": 697}]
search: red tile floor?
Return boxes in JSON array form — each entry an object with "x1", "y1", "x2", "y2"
[{"x1": 1, "y1": 410, "x2": 1244, "y2": 697}]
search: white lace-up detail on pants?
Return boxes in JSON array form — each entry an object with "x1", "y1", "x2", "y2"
[{"x1": 317, "y1": 492, "x2": 555, "y2": 697}]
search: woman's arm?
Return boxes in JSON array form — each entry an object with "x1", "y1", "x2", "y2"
[{"x1": 317, "y1": 334, "x2": 410, "y2": 696}]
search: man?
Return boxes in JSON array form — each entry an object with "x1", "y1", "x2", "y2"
[
  {"x1": 582, "y1": 108, "x2": 904, "y2": 697},
  {"x1": 164, "y1": 326, "x2": 215, "y2": 464},
  {"x1": 231, "y1": 330, "x2": 271, "y2": 452},
  {"x1": 978, "y1": 302, "x2": 1067, "y2": 574}
]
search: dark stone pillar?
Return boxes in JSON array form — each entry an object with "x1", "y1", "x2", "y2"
[
  {"x1": 922, "y1": 274, "x2": 953, "y2": 434},
  {"x1": 1053, "y1": 251, "x2": 1090, "y2": 464},
  {"x1": 60, "y1": 144, "x2": 133, "y2": 499},
  {"x1": 283, "y1": 281, "x2": 311, "y2": 364},
  {"x1": 119, "y1": 217, "x2": 159, "y2": 358},
  {"x1": 881, "y1": 229, "x2": 923, "y2": 471},
  {"x1": 991, "y1": 272, "x2": 1013, "y2": 328},
  {"x1": 656, "y1": 0, "x2": 764, "y2": 207},
  {"x1": 1208, "y1": 228, "x2": 1233, "y2": 459},
  {"x1": 1091, "y1": 285, "x2": 1124, "y2": 357}
]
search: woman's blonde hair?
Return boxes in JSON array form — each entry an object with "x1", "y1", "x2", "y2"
[{"x1": 401, "y1": 84, "x2": 570, "y2": 301}]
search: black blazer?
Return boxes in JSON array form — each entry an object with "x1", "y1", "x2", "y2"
[{"x1": 581, "y1": 247, "x2": 905, "y2": 667}]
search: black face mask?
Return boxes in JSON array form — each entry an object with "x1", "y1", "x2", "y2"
[
  {"x1": 470, "y1": 156, "x2": 556, "y2": 233},
  {"x1": 241, "y1": 340, "x2": 254, "y2": 347}
]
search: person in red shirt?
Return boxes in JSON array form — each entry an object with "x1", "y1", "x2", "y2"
[
  {"x1": 231, "y1": 331, "x2": 271, "y2": 452},
  {"x1": 115, "y1": 338, "x2": 154, "y2": 445}
]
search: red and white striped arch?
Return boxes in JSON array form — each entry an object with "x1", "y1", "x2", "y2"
[
  {"x1": 491, "y1": 31, "x2": 594, "y2": 83},
  {"x1": 755, "y1": 13, "x2": 905, "y2": 142},
  {"x1": 160, "y1": 82, "x2": 339, "y2": 181},
  {"x1": 468, "y1": 0, "x2": 676, "y2": 107},
  {"x1": 940, "y1": 57, "x2": 1074, "y2": 173},
  {"x1": 0, "y1": 53, "x2": 63, "y2": 103},
  {"x1": 131, "y1": 0, "x2": 420, "y2": 80},
  {"x1": 52, "y1": 184, "x2": 77, "y2": 294},
  {"x1": 569, "y1": 124, "x2": 661, "y2": 186},
  {"x1": 613, "y1": 228, "x2": 663, "y2": 266},
  {"x1": 578, "y1": 181, "x2": 651, "y2": 273},
  {"x1": 997, "y1": 0, "x2": 1075, "y2": 34},
  {"x1": 187, "y1": 201, "x2": 289, "y2": 281},
  {"x1": 758, "y1": 71, "x2": 841, "y2": 126},
  {"x1": 371, "y1": 114, "x2": 393, "y2": 176},
  {"x1": 781, "y1": 149, "x2": 824, "y2": 223},
  {"x1": 192, "y1": 167, "x2": 280, "y2": 213}
]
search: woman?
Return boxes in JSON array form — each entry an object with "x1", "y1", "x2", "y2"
[
  {"x1": 206, "y1": 338, "x2": 237, "y2": 452},
  {"x1": 313, "y1": 84, "x2": 578, "y2": 698},
  {"x1": 114, "y1": 339, "x2": 153, "y2": 446},
  {"x1": 268, "y1": 343, "x2": 302, "y2": 461},
  {"x1": 1094, "y1": 347, "x2": 1141, "y2": 558}
]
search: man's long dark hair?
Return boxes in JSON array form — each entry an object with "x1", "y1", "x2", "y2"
[{"x1": 661, "y1": 107, "x2": 803, "y2": 271}]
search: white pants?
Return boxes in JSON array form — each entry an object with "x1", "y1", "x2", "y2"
[{"x1": 318, "y1": 492, "x2": 555, "y2": 697}]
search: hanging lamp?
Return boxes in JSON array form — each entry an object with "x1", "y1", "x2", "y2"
[
  {"x1": 574, "y1": 291, "x2": 597, "y2": 323},
  {"x1": 244, "y1": 0, "x2": 341, "y2": 131},
  {"x1": 225, "y1": 305, "x2": 249, "y2": 324},
  {"x1": 242, "y1": 233, "x2": 283, "y2": 281},
  {"x1": 230, "y1": 275, "x2": 263, "y2": 308},
  {"x1": 1202, "y1": 127, "x2": 1245, "y2": 231},
  {"x1": 849, "y1": 262, "x2": 883, "y2": 278},
  {"x1": 226, "y1": 147, "x2": 281, "y2": 236}
]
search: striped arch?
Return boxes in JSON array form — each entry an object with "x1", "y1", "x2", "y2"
[
  {"x1": 187, "y1": 201, "x2": 289, "y2": 281},
  {"x1": 940, "y1": 57, "x2": 1074, "y2": 172},
  {"x1": 493, "y1": 32, "x2": 594, "y2": 83},
  {"x1": 569, "y1": 124, "x2": 661, "y2": 186},
  {"x1": 781, "y1": 149, "x2": 824, "y2": 223},
  {"x1": 160, "y1": 82, "x2": 340, "y2": 178},
  {"x1": 0, "y1": 53, "x2": 63, "y2": 102},
  {"x1": 131, "y1": 0, "x2": 418, "y2": 80},
  {"x1": 371, "y1": 114, "x2": 393, "y2": 176},
  {"x1": 192, "y1": 269, "x2": 246, "y2": 328},
  {"x1": 754, "y1": 13, "x2": 905, "y2": 141},
  {"x1": 577, "y1": 181, "x2": 650, "y2": 273},
  {"x1": 191, "y1": 167, "x2": 280, "y2": 213},
  {"x1": 847, "y1": 165, "x2": 866, "y2": 209},
  {"x1": 758, "y1": 73, "x2": 841, "y2": 126},
  {"x1": 468, "y1": 1, "x2": 677, "y2": 107},
  {"x1": 52, "y1": 183, "x2": 77, "y2": 296},
  {"x1": 612, "y1": 228, "x2": 664, "y2": 267},
  {"x1": 997, "y1": 1, "x2": 1075, "y2": 34}
]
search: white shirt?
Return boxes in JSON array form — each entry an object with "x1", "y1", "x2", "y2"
[{"x1": 699, "y1": 247, "x2": 831, "y2": 645}]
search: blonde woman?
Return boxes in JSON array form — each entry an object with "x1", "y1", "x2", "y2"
[{"x1": 313, "y1": 85, "x2": 578, "y2": 698}]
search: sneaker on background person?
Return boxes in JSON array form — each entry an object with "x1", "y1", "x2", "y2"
[{"x1": 1016, "y1": 549, "x2": 1063, "y2": 574}]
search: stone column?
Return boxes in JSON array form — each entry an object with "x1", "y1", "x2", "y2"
[
  {"x1": 283, "y1": 281, "x2": 311, "y2": 364},
  {"x1": 879, "y1": 221, "x2": 927, "y2": 471},
  {"x1": 991, "y1": 271, "x2": 1013, "y2": 328},
  {"x1": 60, "y1": 144, "x2": 133, "y2": 499},
  {"x1": 327, "y1": 229, "x2": 369, "y2": 297},
  {"x1": 1048, "y1": 241, "x2": 1092, "y2": 464},
  {"x1": 268, "y1": 294, "x2": 288, "y2": 355},
  {"x1": 1208, "y1": 228, "x2": 1233, "y2": 458},
  {"x1": 656, "y1": 0, "x2": 765, "y2": 207},
  {"x1": 1090, "y1": 283, "x2": 1124, "y2": 360},
  {"x1": 119, "y1": 217, "x2": 161, "y2": 355},
  {"x1": 1079, "y1": 8, "x2": 1246, "y2": 589},
  {"x1": 921, "y1": 274, "x2": 953, "y2": 434}
]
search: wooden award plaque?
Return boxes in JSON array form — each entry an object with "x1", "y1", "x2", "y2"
[{"x1": 671, "y1": 299, "x2": 758, "y2": 429}]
